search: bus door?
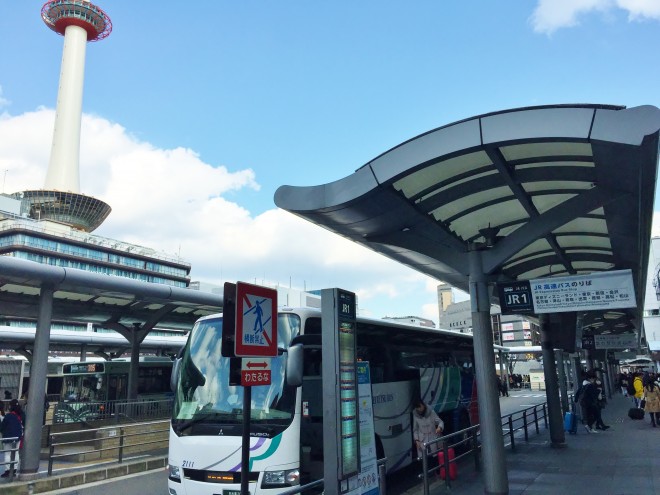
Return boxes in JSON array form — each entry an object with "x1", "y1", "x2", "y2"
[
  {"x1": 108, "y1": 374, "x2": 128, "y2": 401},
  {"x1": 298, "y1": 336, "x2": 324, "y2": 484}
]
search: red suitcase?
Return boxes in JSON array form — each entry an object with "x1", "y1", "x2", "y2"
[{"x1": 437, "y1": 447, "x2": 457, "y2": 480}]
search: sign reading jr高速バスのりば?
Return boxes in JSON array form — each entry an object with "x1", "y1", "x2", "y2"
[{"x1": 530, "y1": 269, "x2": 636, "y2": 314}]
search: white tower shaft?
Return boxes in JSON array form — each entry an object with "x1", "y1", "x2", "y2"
[{"x1": 45, "y1": 24, "x2": 88, "y2": 193}]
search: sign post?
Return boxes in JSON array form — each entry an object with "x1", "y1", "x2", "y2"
[{"x1": 230, "y1": 282, "x2": 278, "y2": 495}]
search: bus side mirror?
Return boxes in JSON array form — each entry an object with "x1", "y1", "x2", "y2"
[
  {"x1": 286, "y1": 344, "x2": 303, "y2": 388},
  {"x1": 170, "y1": 358, "x2": 182, "y2": 393}
]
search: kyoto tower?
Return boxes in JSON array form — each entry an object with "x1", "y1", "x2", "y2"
[{"x1": 14, "y1": 1, "x2": 113, "y2": 232}]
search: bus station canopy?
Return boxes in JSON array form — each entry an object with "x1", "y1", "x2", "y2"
[
  {"x1": 275, "y1": 104, "x2": 660, "y2": 341},
  {"x1": 0, "y1": 255, "x2": 222, "y2": 335}
]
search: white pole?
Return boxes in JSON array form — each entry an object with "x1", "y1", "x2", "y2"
[{"x1": 45, "y1": 24, "x2": 88, "y2": 193}]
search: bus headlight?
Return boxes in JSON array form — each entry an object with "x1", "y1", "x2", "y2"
[
  {"x1": 168, "y1": 464, "x2": 181, "y2": 482},
  {"x1": 262, "y1": 468, "x2": 300, "y2": 488}
]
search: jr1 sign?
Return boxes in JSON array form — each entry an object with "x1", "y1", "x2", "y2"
[{"x1": 497, "y1": 281, "x2": 534, "y2": 315}]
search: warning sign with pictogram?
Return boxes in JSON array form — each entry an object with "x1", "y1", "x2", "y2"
[{"x1": 235, "y1": 282, "x2": 278, "y2": 357}]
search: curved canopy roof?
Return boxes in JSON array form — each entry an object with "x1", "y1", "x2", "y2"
[
  {"x1": 0, "y1": 256, "x2": 222, "y2": 333},
  {"x1": 275, "y1": 104, "x2": 660, "y2": 338}
]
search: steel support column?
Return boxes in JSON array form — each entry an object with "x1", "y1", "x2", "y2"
[
  {"x1": 498, "y1": 350, "x2": 505, "y2": 385},
  {"x1": 601, "y1": 360, "x2": 612, "y2": 399},
  {"x1": 539, "y1": 314, "x2": 566, "y2": 447},
  {"x1": 20, "y1": 284, "x2": 54, "y2": 477},
  {"x1": 469, "y1": 247, "x2": 508, "y2": 495},
  {"x1": 128, "y1": 332, "x2": 140, "y2": 400},
  {"x1": 608, "y1": 362, "x2": 616, "y2": 397},
  {"x1": 556, "y1": 350, "x2": 569, "y2": 415},
  {"x1": 585, "y1": 350, "x2": 594, "y2": 371},
  {"x1": 571, "y1": 356, "x2": 582, "y2": 392}
]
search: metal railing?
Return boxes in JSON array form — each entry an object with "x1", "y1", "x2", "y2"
[
  {"x1": 502, "y1": 403, "x2": 548, "y2": 449},
  {"x1": 418, "y1": 401, "x2": 550, "y2": 494},
  {"x1": 52, "y1": 398, "x2": 173, "y2": 424},
  {"x1": 47, "y1": 419, "x2": 169, "y2": 475},
  {"x1": 1, "y1": 438, "x2": 20, "y2": 482}
]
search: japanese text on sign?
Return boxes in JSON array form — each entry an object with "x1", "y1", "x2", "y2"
[
  {"x1": 240, "y1": 359, "x2": 272, "y2": 386},
  {"x1": 530, "y1": 270, "x2": 635, "y2": 314}
]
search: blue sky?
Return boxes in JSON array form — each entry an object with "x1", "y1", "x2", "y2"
[{"x1": 1, "y1": 1, "x2": 659, "y2": 322}]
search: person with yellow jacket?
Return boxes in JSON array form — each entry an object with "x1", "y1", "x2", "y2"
[{"x1": 633, "y1": 373, "x2": 644, "y2": 408}]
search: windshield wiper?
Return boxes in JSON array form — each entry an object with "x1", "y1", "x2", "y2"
[{"x1": 174, "y1": 412, "x2": 240, "y2": 434}]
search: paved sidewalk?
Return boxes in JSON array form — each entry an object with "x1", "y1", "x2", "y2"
[
  {"x1": 2, "y1": 394, "x2": 657, "y2": 494},
  {"x1": 416, "y1": 394, "x2": 660, "y2": 495},
  {"x1": 0, "y1": 454, "x2": 167, "y2": 495}
]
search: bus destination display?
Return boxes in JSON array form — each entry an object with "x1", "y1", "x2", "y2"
[{"x1": 64, "y1": 363, "x2": 105, "y2": 374}]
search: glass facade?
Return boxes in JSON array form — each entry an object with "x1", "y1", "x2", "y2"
[
  {"x1": 13, "y1": 190, "x2": 112, "y2": 233},
  {"x1": 0, "y1": 232, "x2": 189, "y2": 287}
]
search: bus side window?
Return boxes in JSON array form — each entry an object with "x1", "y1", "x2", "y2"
[
  {"x1": 303, "y1": 349, "x2": 322, "y2": 376},
  {"x1": 357, "y1": 345, "x2": 388, "y2": 383}
]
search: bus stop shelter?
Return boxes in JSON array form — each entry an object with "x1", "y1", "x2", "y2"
[
  {"x1": 275, "y1": 104, "x2": 660, "y2": 495},
  {"x1": 0, "y1": 255, "x2": 222, "y2": 477}
]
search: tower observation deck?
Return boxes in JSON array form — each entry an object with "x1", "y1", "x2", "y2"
[{"x1": 13, "y1": 1, "x2": 113, "y2": 232}]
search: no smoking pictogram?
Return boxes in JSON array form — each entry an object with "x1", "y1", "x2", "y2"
[{"x1": 235, "y1": 282, "x2": 278, "y2": 357}]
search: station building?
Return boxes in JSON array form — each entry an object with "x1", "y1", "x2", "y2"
[{"x1": 0, "y1": 193, "x2": 192, "y2": 353}]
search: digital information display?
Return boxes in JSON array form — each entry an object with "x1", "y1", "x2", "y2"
[
  {"x1": 64, "y1": 363, "x2": 105, "y2": 374},
  {"x1": 322, "y1": 288, "x2": 360, "y2": 493},
  {"x1": 339, "y1": 320, "x2": 359, "y2": 477}
]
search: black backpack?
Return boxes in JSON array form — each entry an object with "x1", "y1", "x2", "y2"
[
  {"x1": 626, "y1": 380, "x2": 636, "y2": 397},
  {"x1": 574, "y1": 385, "x2": 584, "y2": 405}
]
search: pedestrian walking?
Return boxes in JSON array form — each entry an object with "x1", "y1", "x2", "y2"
[{"x1": 643, "y1": 378, "x2": 660, "y2": 427}]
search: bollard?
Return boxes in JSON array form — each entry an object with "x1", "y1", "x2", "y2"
[
  {"x1": 534, "y1": 406, "x2": 540, "y2": 434},
  {"x1": 118, "y1": 427, "x2": 125, "y2": 463},
  {"x1": 377, "y1": 459, "x2": 387, "y2": 494},
  {"x1": 472, "y1": 429, "x2": 480, "y2": 471},
  {"x1": 422, "y1": 442, "x2": 430, "y2": 495},
  {"x1": 9, "y1": 441, "x2": 17, "y2": 482},
  {"x1": 508, "y1": 416, "x2": 515, "y2": 450},
  {"x1": 48, "y1": 436, "x2": 55, "y2": 475}
]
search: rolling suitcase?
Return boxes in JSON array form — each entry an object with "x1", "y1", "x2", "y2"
[
  {"x1": 437, "y1": 447, "x2": 457, "y2": 480},
  {"x1": 628, "y1": 407, "x2": 644, "y2": 420},
  {"x1": 563, "y1": 411, "x2": 577, "y2": 434}
]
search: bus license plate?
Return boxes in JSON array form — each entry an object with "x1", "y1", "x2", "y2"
[{"x1": 222, "y1": 491, "x2": 242, "y2": 495}]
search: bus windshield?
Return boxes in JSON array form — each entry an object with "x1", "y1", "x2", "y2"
[
  {"x1": 63, "y1": 374, "x2": 104, "y2": 402},
  {"x1": 172, "y1": 314, "x2": 300, "y2": 436}
]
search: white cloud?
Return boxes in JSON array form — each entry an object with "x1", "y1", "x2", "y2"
[
  {"x1": 530, "y1": 0, "x2": 660, "y2": 34},
  {"x1": 0, "y1": 86, "x2": 9, "y2": 110},
  {"x1": 0, "y1": 108, "x2": 440, "y2": 319},
  {"x1": 618, "y1": 0, "x2": 660, "y2": 20}
]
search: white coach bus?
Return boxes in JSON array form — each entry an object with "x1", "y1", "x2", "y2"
[{"x1": 167, "y1": 307, "x2": 478, "y2": 495}]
